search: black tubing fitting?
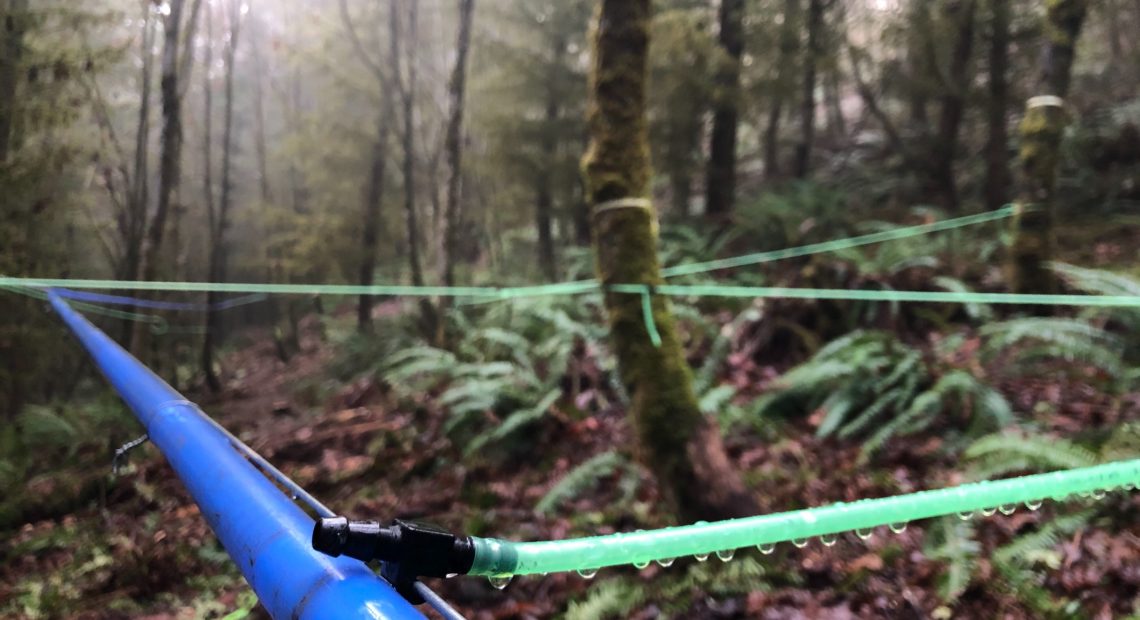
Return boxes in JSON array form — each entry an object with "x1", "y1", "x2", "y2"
[
  {"x1": 312, "y1": 516, "x2": 475, "y2": 604},
  {"x1": 312, "y1": 516, "x2": 400, "y2": 562}
]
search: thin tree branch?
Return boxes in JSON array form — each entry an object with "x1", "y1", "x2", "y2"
[
  {"x1": 847, "y1": 42, "x2": 906, "y2": 157},
  {"x1": 177, "y1": 0, "x2": 204, "y2": 102},
  {"x1": 337, "y1": 0, "x2": 388, "y2": 85}
]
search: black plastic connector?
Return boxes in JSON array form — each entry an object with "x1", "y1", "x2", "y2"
[{"x1": 312, "y1": 517, "x2": 474, "y2": 603}]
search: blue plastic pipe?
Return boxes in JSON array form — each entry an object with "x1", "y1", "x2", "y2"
[{"x1": 49, "y1": 292, "x2": 424, "y2": 620}]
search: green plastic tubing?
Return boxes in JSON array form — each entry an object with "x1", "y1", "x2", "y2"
[{"x1": 467, "y1": 459, "x2": 1140, "y2": 577}]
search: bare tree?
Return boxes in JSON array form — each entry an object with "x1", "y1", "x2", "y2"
[
  {"x1": 120, "y1": 1, "x2": 158, "y2": 348},
  {"x1": 391, "y1": 0, "x2": 437, "y2": 335},
  {"x1": 339, "y1": 0, "x2": 395, "y2": 331},
  {"x1": 202, "y1": 0, "x2": 243, "y2": 392},
  {"x1": 442, "y1": 0, "x2": 476, "y2": 289}
]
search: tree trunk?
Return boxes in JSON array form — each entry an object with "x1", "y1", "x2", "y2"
[
  {"x1": 535, "y1": 158, "x2": 557, "y2": 281},
  {"x1": 336, "y1": 0, "x2": 392, "y2": 332},
  {"x1": 199, "y1": 0, "x2": 217, "y2": 381},
  {"x1": 442, "y1": 0, "x2": 476, "y2": 289},
  {"x1": 983, "y1": 0, "x2": 1010, "y2": 212},
  {"x1": 357, "y1": 109, "x2": 390, "y2": 332},
  {"x1": 121, "y1": 4, "x2": 157, "y2": 348},
  {"x1": 703, "y1": 0, "x2": 743, "y2": 219},
  {"x1": 392, "y1": 0, "x2": 437, "y2": 335},
  {"x1": 929, "y1": 0, "x2": 977, "y2": 212},
  {"x1": 202, "y1": 0, "x2": 242, "y2": 392},
  {"x1": 251, "y1": 13, "x2": 271, "y2": 205},
  {"x1": 535, "y1": 40, "x2": 560, "y2": 281},
  {"x1": 583, "y1": 0, "x2": 758, "y2": 522},
  {"x1": 824, "y1": 65, "x2": 845, "y2": 141},
  {"x1": 0, "y1": 0, "x2": 28, "y2": 164},
  {"x1": 793, "y1": 0, "x2": 825, "y2": 178},
  {"x1": 136, "y1": 0, "x2": 189, "y2": 366},
  {"x1": 764, "y1": 0, "x2": 798, "y2": 181},
  {"x1": 1010, "y1": 0, "x2": 1087, "y2": 294}
]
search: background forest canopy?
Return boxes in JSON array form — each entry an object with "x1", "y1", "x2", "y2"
[{"x1": 4, "y1": 0, "x2": 1140, "y2": 618}]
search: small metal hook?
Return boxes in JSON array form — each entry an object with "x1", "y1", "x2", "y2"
[{"x1": 112, "y1": 434, "x2": 150, "y2": 475}]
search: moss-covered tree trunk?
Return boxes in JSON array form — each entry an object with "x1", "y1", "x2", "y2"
[
  {"x1": 583, "y1": 0, "x2": 757, "y2": 522},
  {"x1": 1009, "y1": 0, "x2": 1087, "y2": 294}
]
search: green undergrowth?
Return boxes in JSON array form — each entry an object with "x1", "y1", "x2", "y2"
[
  {"x1": 318, "y1": 210, "x2": 1140, "y2": 617},
  {"x1": 565, "y1": 555, "x2": 797, "y2": 620},
  {"x1": 919, "y1": 422, "x2": 1140, "y2": 615},
  {"x1": 0, "y1": 389, "x2": 136, "y2": 531}
]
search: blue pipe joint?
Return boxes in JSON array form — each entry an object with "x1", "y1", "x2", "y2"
[{"x1": 48, "y1": 292, "x2": 424, "y2": 620}]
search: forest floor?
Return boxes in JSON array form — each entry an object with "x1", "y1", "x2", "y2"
[{"x1": 3, "y1": 296, "x2": 1140, "y2": 620}]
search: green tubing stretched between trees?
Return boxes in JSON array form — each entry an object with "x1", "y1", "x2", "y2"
[{"x1": 467, "y1": 458, "x2": 1140, "y2": 577}]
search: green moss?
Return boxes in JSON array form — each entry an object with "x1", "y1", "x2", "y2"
[
  {"x1": 1044, "y1": 0, "x2": 1086, "y2": 47},
  {"x1": 1010, "y1": 100, "x2": 1070, "y2": 294},
  {"x1": 1018, "y1": 106, "x2": 1067, "y2": 200},
  {"x1": 581, "y1": 0, "x2": 652, "y2": 203}
]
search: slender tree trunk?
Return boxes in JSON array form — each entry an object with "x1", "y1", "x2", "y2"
[
  {"x1": 357, "y1": 107, "x2": 390, "y2": 331},
  {"x1": 392, "y1": 0, "x2": 436, "y2": 335},
  {"x1": 906, "y1": 3, "x2": 932, "y2": 128},
  {"x1": 0, "y1": 0, "x2": 28, "y2": 417},
  {"x1": 136, "y1": 0, "x2": 189, "y2": 367},
  {"x1": 764, "y1": 98, "x2": 784, "y2": 181},
  {"x1": 584, "y1": 0, "x2": 758, "y2": 522},
  {"x1": 338, "y1": 0, "x2": 393, "y2": 332},
  {"x1": 535, "y1": 36, "x2": 561, "y2": 281},
  {"x1": 669, "y1": 166, "x2": 692, "y2": 217},
  {"x1": 535, "y1": 134, "x2": 557, "y2": 281},
  {"x1": 143, "y1": 0, "x2": 186, "y2": 284},
  {"x1": 929, "y1": 0, "x2": 976, "y2": 212},
  {"x1": 0, "y1": 0, "x2": 28, "y2": 164},
  {"x1": 1010, "y1": 0, "x2": 1087, "y2": 294},
  {"x1": 251, "y1": 14, "x2": 271, "y2": 205},
  {"x1": 824, "y1": 65, "x2": 845, "y2": 140},
  {"x1": 574, "y1": 133, "x2": 591, "y2": 246},
  {"x1": 764, "y1": 0, "x2": 798, "y2": 181},
  {"x1": 984, "y1": 0, "x2": 1010, "y2": 212},
  {"x1": 794, "y1": 0, "x2": 827, "y2": 179},
  {"x1": 121, "y1": 4, "x2": 157, "y2": 348},
  {"x1": 202, "y1": 0, "x2": 242, "y2": 392},
  {"x1": 442, "y1": 0, "x2": 476, "y2": 290},
  {"x1": 704, "y1": 0, "x2": 744, "y2": 219}
]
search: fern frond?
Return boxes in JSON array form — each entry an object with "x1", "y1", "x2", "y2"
[
  {"x1": 19, "y1": 406, "x2": 78, "y2": 451},
  {"x1": 965, "y1": 433, "x2": 1099, "y2": 475},
  {"x1": 933, "y1": 276, "x2": 993, "y2": 321},
  {"x1": 465, "y1": 388, "x2": 561, "y2": 456},
  {"x1": 925, "y1": 517, "x2": 980, "y2": 602},
  {"x1": 565, "y1": 579, "x2": 645, "y2": 620},
  {"x1": 698, "y1": 385, "x2": 737, "y2": 416},
  {"x1": 993, "y1": 509, "x2": 1093, "y2": 569},
  {"x1": 536, "y1": 450, "x2": 626, "y2": 514}
]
